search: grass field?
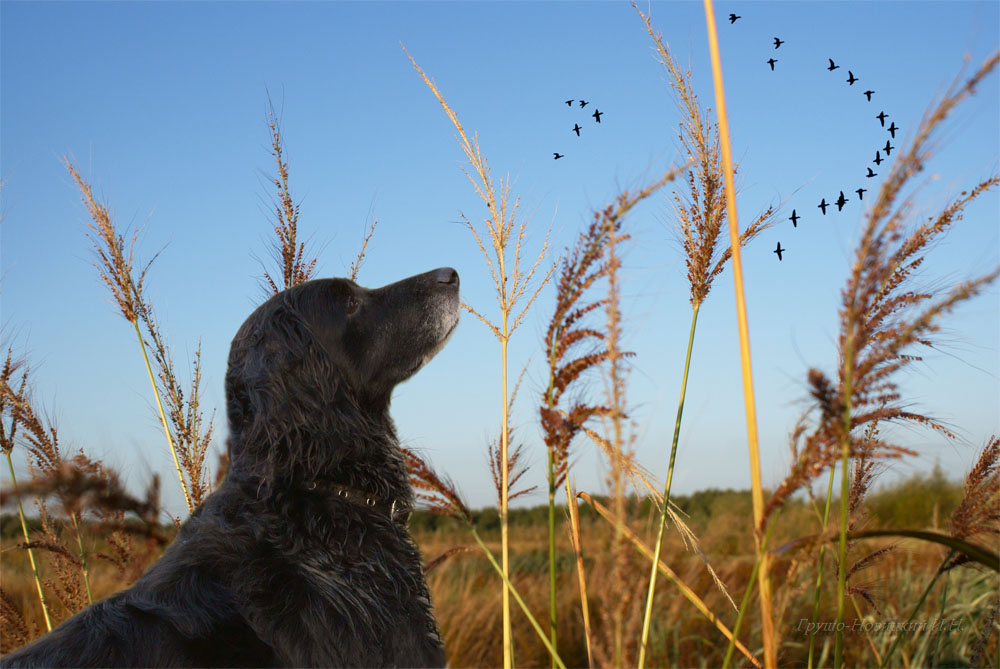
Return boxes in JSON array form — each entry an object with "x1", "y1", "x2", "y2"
[
  {"x1": 2, "y1": 4, "x2": 997, "y2": 666},
  {"x1": 2, "y1": 472, "x2": 996, "y2": 666}
]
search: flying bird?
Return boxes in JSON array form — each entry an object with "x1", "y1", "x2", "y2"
[
  {"x1": 864, "y1": 90, "x2": 875, "y2": 101},
  {"x1": 884, "y1": 140, "x2": 894, "y2": 155},
  {"x1": 572, "y1": 123, "x2": 581, "y2": 136},
  {"x1": 836, "y1": 190, "x2": 848, "y2": 211},
  {"x1": 729, "y1": 13, "x2": 741, "y2": 23},
  {"x1": 828, "y1": 58, "x2": 840, "y2": 71},
  {"x1": 877, "y1": 110, "x2": 889, "y2": 126},
  {"x1": 818, "y1": 198, "x2": 829, "y2": 215},
  {"x1": 774, "y1": 242, "x2": 785, "y2": 261},
  {"x1": 767, "y1": 58, "x2": 778, "y2": 71},
  {"x1": 866, "y1": 167, "x2": 877, "y2": 178},
  {"x1": 565, "y1": 100, "x2": 574, "y2": 106},
  {"x1": 773, "y1": 37, "x2": 784, "y2": 48},
  {"x1": 789, "y1": 209, "x2": 799, "y2": 227},
  {"x1": 579, "y1": 100, "x2": 589, "y2": 108},
  {"x1": 873, "y1": 150, "x2": 883, "y2": 166},
  {"x1": 592, "y1": 109, "x2": 603, "y2": 123},
  {"x1": 846, "y1": 70, "x2": 858, "y2": 85},
  {"x1": 856, "y1": 187, "x2": 867, "y2": 200},
  {"x1": 887, "y1": 121, "x2": 899, "y2": 138},
  {"x1": 553, "y1": 152, "x2": 564, "y2": 160}
]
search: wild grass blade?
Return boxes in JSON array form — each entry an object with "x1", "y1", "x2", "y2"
[{"x1": 581, "y1": 492, "x2": 761, "y2": 669}]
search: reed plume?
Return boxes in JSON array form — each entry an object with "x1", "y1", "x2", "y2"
[
  {"x1": 635, "y1": 6, "x2": 776, "y2": 665},
  {"x1": 262, "y1": 97, "x2": 316, "y2": 294},
  {"x1": 946, "y1": 435, "x2": 999, "y2": 571},
  {"x1": 66, "y1": 160, "x2": 214, "y2": 515},
  {"x1": 757, "y1": 51, "x2": 999, "y2": 667},
  {"x1": 1, "y1": 351, "x2": 52, "y2": 631},
  {"x1": 404, "y1": 44, "x2": 553, "y2": 668}
]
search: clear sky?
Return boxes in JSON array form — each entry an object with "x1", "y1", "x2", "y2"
[{"x1": 2, "y1": 1, "x2": 997, "y2": 518}]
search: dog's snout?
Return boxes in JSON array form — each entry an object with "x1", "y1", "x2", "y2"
[{"x1": 434, "y1": 267, "x2": 459, "y2": 286}]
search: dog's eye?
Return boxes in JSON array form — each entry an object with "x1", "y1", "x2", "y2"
[{"x1": 346, "y1": 295, "x2": 360, "y2": 315}]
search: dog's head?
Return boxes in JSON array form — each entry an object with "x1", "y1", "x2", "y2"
[{"x1": 224, "y1": 268, "x2": 460, "y2": 483}]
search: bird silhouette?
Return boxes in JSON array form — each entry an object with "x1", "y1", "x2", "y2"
[
  {"x1": 767, "y1": 58, "x2": 778, "y2": 71},
  {"x1": 565, "y1": 100, "x2": 574, "y2": 106},
  {"x1": 818, "y1": 198, "x2": 829, "y2": 215},
  {"x1": 866, "y1": 167, "x2": 877, "y2": 178},
  {"x1": 864, "y1": 90, "x2": 875, "y2": 101},
  {"x1": 774, "y1": 242, "x2": 785, "y2": 261},
  {"x1": 847, "y1": 70, "x2": 858, "y2": 85},
  {"x1": 887, "y1": 121, "x2": 899, "y2": 138},
  {"x1": 884, "y1": 140, "x2": 894, "y2": 155},
  {"x1": 836, "y1": 191, "x2": 848, "y2": 211},
  {"x1": 828, "y1": 58, "x2": 840, "y2": 71},
  {"x1": 729, "y1": 13, "x2": 741, "y2": 23},
  {"x1": 579, "y1": 100, "x2": 589, "y2": 108},
  {"x1": 873, "y1": 150, "x2": 883, "y2": 166},
  {"x1": 790, "y1": 209, "x2": 799, "y2": 227},
  {"x1": 774, "y1": 37, "x2": 784, "y2": 48},
  {"x1": 877, "y1": 111, "x2": 889, "y2": 126},
  {"x1": 592, "y1": 109, "x2": 603, "y2": 123},
  {"x1": 553, "y1": 152, "x2": 564, "y2": 160},
  {"x1": 572, "y1": 124, "x2": 581, "y2": 136},
  {"x1": 856, "y1": 187, "x2": 867, "y2": 200}
]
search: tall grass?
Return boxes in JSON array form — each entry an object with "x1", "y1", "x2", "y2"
[
  {"x1": 633, "y1": 7, "x2": 776, "y2": 665},
  {"x1": 404, "y1": 45, "x2": 553, "y2": 668},
  {"x1": 66, "y1": 160, "x2": 212, "y2": 514},
  {"x1": 701, "y1": 0, "x2": 775, "y2": 663}
]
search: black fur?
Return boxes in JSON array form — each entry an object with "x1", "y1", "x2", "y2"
[{"x1": 2, "y1": 268, "x2": 460, "y2": 667}]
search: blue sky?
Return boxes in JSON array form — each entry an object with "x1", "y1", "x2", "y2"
[{"x1": 2, "y1": 1, "x2": 997, "y2": 517}]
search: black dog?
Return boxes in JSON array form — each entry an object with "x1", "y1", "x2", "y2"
[{"x1": 2, "y1": 268, "x2": 459, "y2": 667}]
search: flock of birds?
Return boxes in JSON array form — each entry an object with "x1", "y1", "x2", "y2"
[
  {"x1": 553, "y1": 98, "x2": 604, "y2": 161},
  {"x1": 726, "y1": 13, "x2": 903, "y2": 261},
  {"x1": 552, "y1": 12, "x2": 903, "y2": 264}
]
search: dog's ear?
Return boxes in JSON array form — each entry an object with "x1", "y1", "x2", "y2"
[{"x1": 224, "y1": 297, "x2": 351, "y2": 483}]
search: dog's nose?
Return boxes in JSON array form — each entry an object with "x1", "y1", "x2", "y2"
[{"x1": 434, "y1": 267, "x2": 459, "y2": 286}]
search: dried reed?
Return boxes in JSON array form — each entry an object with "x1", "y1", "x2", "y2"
[
  {"x1": 702, "y1": 1, "x2": 775, "y2": 663},
  {"x1": 66, "y1": 160, "x2": 212, "y2": 515},
  {"x1": 754, "y1": 51, "x2": 999, "y2": 667},
  {"x1": 262, "y1": 97, "x2": 317, "y2": 295},
  {"x1": 634, "y1": 6, "x2": 777, "y2": 664},
  {"x1": 0, "y1": 352, "x2": 52, "y2": 631},
  {"x1": 404, "y1": 45, "x2": 554, "y2": 668}
]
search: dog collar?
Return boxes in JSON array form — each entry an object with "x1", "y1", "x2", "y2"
[{"x1": 310, "y1": 481, "x2": 412, "y2": 525}]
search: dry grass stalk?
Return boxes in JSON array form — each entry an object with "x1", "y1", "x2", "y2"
[
  {"x1": 946, "y1": 435, "x2": 999, "y2": 571},
  {"x1": 580, "y1": 492, "x2": 762, "y2": 669},
  {"x1": 764, "y1": 53, "x2": 1000, "y2": 527},
  {"x1": 700, "y1": 2, "x2": 777, "y2": 663},
  {"x1": 66, "y1": 159, "x2": 210, "y2": 514},
  {"x1": 635, "y1": 8, "x2": 778, "y2": 664},
  {"x1": 0, "y1": 352, "x2": 52, "y2": 631},
  {"x1": 262, "y1": 97, "x2": 317, "y2": 294},
  {"x1": 1, "y1": 355, "x2": 94, "y2": 612},
  {"x1": 404, "y1": 45, "x2": 555, "y2": 668},
  {"x1": 757, "y1": 51, "x2": 999, "y2": 667},
  {"x1": 349, "y1": 213, "x2": 378, "y2": 282}
]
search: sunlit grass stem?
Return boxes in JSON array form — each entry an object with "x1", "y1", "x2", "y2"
[
  {"x1": 4, "y1": 451, "x2": 52, "y2": 631},
  {"x1": 638, "y1": 301, "x2": 699, "y2": 668},
  {"x1": 468, "y1": 525, "x2": 567, "y2": 669},
  {"x1": 702, "y1": 1, "x2": 775, "y2": 665}
]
